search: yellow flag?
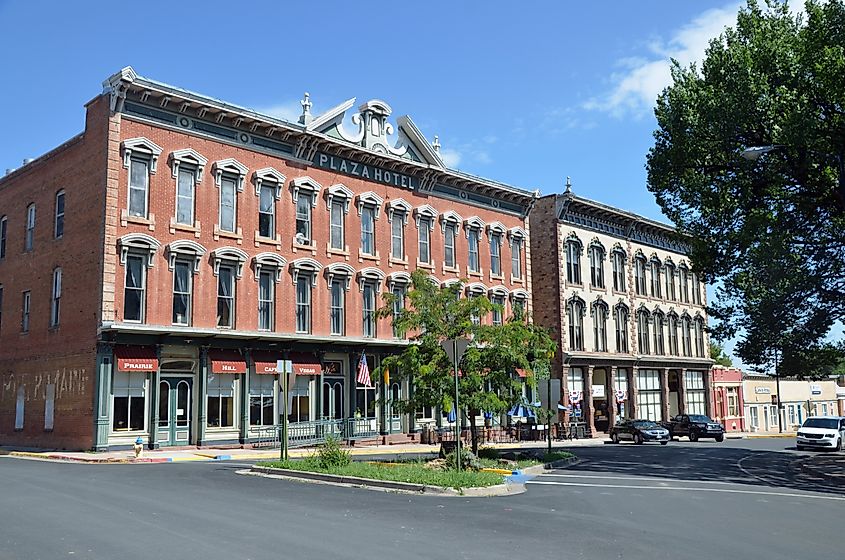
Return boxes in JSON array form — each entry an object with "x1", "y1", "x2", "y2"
[{"x1": 383, "y1": 367, "x2": 390, "y2": 384}]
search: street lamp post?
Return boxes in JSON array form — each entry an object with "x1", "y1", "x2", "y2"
[
  {"x1": 774, "y1": 347, "x2": 783, "y2": 434},
  {"x1": 742, "y1": 144, "x2": 845, "y2": 206}
]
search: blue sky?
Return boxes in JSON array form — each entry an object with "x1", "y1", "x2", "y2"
[{"x1": 0, "y1": 0, "x2": 803, "y2": 363}]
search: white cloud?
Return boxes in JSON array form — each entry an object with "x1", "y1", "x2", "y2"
[
  {"x1": 439, "y1": 148, "x2": 462, "y2": 168},
  {"x1": 585, "y1": 2, "x2": 742, "y2": 118},
  {"x1": 255, "y1": 100, "x2": 303, "y2": 123}
]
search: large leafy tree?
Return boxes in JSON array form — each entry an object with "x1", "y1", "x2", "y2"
[
  {"x1": 709, "y1": 341, "x2": 733, "y2": 367},
  {"x1": 378, "y1": 270, "x2": 556, "y2": 454},
  {"x1": 646, "y1": 0, "x2": 845, "y2": 376}
]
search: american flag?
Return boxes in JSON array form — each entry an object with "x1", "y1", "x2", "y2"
[{"x1": 356, "y1": 351, "x2": 371, "y2": 387}]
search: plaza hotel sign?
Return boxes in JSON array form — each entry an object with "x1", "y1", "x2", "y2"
[{"x1": 314, "y1": 152, "x2": 417, "y2": 190}]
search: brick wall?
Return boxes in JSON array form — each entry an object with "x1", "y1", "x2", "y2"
[
  {"x1": 110, "y1": 116, "x2": 530, "y2": 337},
  {"x1": 0, "y1": 96, "x2": 111, "y2": 448},
  {"x1": 528, "y1": 195, "x2": 563, "y2": 376}
]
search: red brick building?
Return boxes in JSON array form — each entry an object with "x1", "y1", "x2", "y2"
[
  {"x1": 710, "y1": 366, "x2": 745, "y2": 432},
  {"x1": 0, "y1": 67, "x2": 536, "y2": 451}
]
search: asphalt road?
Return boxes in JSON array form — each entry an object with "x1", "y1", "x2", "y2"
[{"x1": 1, "y1": 438, "x2": 841, "y2": 560}]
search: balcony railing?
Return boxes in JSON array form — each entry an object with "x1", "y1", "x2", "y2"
[{"x1": 248, "y1": 417, "x2": 379, "y2": 449}]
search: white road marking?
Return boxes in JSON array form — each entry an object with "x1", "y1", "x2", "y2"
[
  {"x1": 537, "y1": 473, "x2": 746, "y2": 485},
  {"x1": 526, "y1": 480, "x2": 845, "y2": 501}
]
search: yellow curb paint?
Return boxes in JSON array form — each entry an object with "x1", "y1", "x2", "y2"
[
  {"x1": 480, "y1": 467, "x2": 516, "y2": 475},
  {"x1": 193, "y1": 453, "x2": 219, "y2": 459}
]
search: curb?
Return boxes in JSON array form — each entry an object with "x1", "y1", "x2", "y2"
[
  {"x1": 3, "y1": 451, "x2": 235, "y2": 464},
  {"x1": 746, "y1": 433, "x2": 797, "y2": 439}
]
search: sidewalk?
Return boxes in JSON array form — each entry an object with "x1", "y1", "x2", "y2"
[{"x1": 0, "y1": 437, "x2": 607, "y2": 465}]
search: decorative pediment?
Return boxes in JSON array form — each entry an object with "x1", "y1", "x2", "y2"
[
  {"x1": 306, "y1": 95, "x2": 444, "y2": 166},
  {"x1": 118, "y1": 233, "x2": 161, "y2": 267},
  {"x1": 387, "y1": 271, "x2": 411, "y2": 290},
  {"x1": 211, "y1": 247, "x2": 249, "y2": 278},
  {"x1": 357, "y1": 267, "x2": 386, "y2": 292},
  {"x1": 488, "y1": 286, "x2": 509, "y2": 299},
  {"x1": 253, "y1": 252, "x2": 287, "y2": 282},
  {"x1": 122, "y1": 137, "x2": 162, "y2": 172},
  {"x1": 166, "y1": 239, "x2": 206, "y2": 272},
  {"x1": 290, "y1": 176, "x2": 322, "y2": 206},
  {"x1": 463, "y1": 216, "x2": 485, "y2": 237},
  {"x1": 325, "y1": 183, "x2": 354, "y2": 212},
  {"x1": 289, "y1": 258, "x2": 323, "y2": 287},
  {"x1": 212, "y1": 158, "x2": 248, "y2": 191},
  {"x1": 465, "y1": 282, "x2": 488, "y2": 296},
  {"x1": 324, "y1": 262, "x2": 355, "y2": 291},
  {"x1": 509, "y1": 288, "x2": 530, "y2": 302},
  {"x1": 440, "y1": 211, "x2": 462, "y2": 233},
  {"x1": 387, "y1": 199, "x2": 412, "y2": 223},
  {"x1": 169, "y1": 148, "x2": 207, "y2": 182},
  {"x1": 252, "y1": 167, "x2": 286, "y2": 198},
  {"x1": 486, "y1": 221, "x2": 507, "y2": 236},
  {"x1": 507, "y1": 226, "x2": 527, "y2": 241},
  {"x1": 356, "y1": 191, "x2": 384, "y2": 218},
  {"x1": 414, "y1": 205, "x2": 438, "y2": 229}
]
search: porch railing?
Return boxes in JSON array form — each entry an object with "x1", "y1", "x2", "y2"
[{"x1": 248, "y1": 417, "x2": 378, "y2": 449}]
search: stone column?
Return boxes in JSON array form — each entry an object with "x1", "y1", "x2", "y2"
[
  {"x1": 148, "y1": 345, "x2": 162, "y2": 450},
  {"x1": 585, "y1": 365, "x2": 596, "y2": 437},
  {"x1": 608, "y1": 366, "x2": 617, "y2": 427},
  {"x1": 703, "y1": 368, "x2": 713, "y2": 418},
  {"x1": 93, "y1": 344, "x2": 114, "y2": 451},
  {"x1": 658, "y1": 368, "x2": 669, "y2": 422},
  {"x1": 240, "y1": 349, "x2": 251, "y2": 444},
  {"x1": 629, "y1": 367, "x2": 638, "y2": 419},
  {"x1": 677, "y1": 368, "x2": 687, "y2": 416},
  {"x1": 197, "y1": 347, "x2": 209, "y2": 446}
]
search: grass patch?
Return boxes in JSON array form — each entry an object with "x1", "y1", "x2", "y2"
[
  {"x1": 257, "y1": 457, "x2": 505, "y2": 489},
  {"x1": 475, "y1": 447, "x2": 575, "y2": 469}
]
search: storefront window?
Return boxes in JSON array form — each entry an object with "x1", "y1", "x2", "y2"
[
  {"x1": 112, "y1": 371, "x2": 146, "y2": 432},
  {"x1": 684, "y1": 371, "x2": 706, "y2": 415},
  {"x1": 636, "y1": 369, "x2": 662, "y2": 421},
  {"x1": 207, "y1": 374, "x2": 235, "y2": 428},
  {"x1": 287, "y1": 376, "x2": 311, "y2": 423},
  {"x1": 249, "y1": 372, "x2": 275, "y2": 426},
  {"x1": 356, "y1": 385, "x2": 377, "y2": 418}
]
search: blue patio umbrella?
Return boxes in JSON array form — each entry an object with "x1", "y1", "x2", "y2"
[
  {"x1": 508, "y1": 402, "x2": 537, "y2": 419},
  {"x1": 446, "y1": 405, "x2": 457, "y2": 423}
]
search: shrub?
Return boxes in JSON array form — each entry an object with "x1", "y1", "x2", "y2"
[
  {"x1": 477, "y1": 446, "x2": 499, "y2": 460},
  {"x1": 316, "y1": 435, "x2": 351, "y2": 469},
  {"x1": 445, "y1": 450, "x2": 481, "y2": 471}
]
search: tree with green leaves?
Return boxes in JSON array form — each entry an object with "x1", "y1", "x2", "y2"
[
  {"x1": 710, "y1": 341, "x2": 733, "y2": 367},
  {"x1": 378, "y1": 270, "x2": 556, "y2": 455},
  {"x1": 646, "y1": 0, "x2": 845, "y2": 376}
]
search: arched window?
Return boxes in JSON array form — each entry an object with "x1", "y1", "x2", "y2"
[
  {"x1": 667, "y1": 312, "x2": 679, "y2": 355},
  {"x1": 589, "y1": 241, "x2": 605, "y2": 289},
  {"x1": 290, "y1": 258, "x2": 323, "y2": 334},
  {"x1": 565, "y1": 235, "x2": 583, "y2": 284},
  {"x1": 681, "y1": 314, "x2": 693, "y2": 357},
  {"x1": 118, "y1": 233, "x2": 161, "y2": 323},
  {"x1": 679, "y1": 264, "x2": 690, "y2": 303},
  {"x1": 634, "y1": 252, "x2": 647, "y2": 295},
  {"x1": 637, "y1": 308, "x2": 651, "y2": 354},
  {"x1": 54, "y1": 190, "x2": 65, "y2": 239},
  {"x1": 649, "y1": 256, "x2": 662, "y2": 298},
  {"x1": 611, "y1": 246, "x2": 626, "y2": 292},
  {"x1": 653, "y1": 310, "x2": 665, "y2": 355},
  {"x1": 357, "y1": 267, "x2": 386, "y2": 338},
  {"x1": 614, "y1": 303, "x2": 629, "y2": 353},
  {"x1": 664, "y1": 260, "x2": 676, "y2": 301},
  {"x1": 567, "y1": 296, "x2": 585, "y2": 351},
  {"x1": 694, "y1": 316, "x2": 706, "y2": 357},
  {"x1": 591, "y1": 299, "x2": 608, "y2": 352},
  {"x1": 692, "y1": 272, "x2": 702, "y2": 305}
]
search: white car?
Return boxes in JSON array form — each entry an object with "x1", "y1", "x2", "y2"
[{"x1": 796, "y1": 416, "x2": 845, "y2": 451}]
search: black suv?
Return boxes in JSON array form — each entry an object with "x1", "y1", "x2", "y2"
[{"x1": 663, "y1": 414, "x2": 725, "y2": 442}]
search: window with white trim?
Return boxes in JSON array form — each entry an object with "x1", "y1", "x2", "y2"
[
  {"x1": 219, "y1": 175, "x2": 238, "y2": 233},
  {"x1": 391, "y1": 213, "x2": 404, "y2": 260},
  {"x1": 172, "y1": 260, "x2": 192, "y2": 325},
  {"x1": 362, "y1": 282, "x2": 377, "y2": 338},
  {"x1": 15, "y1": 386, "x2": 24, "y2": 430},
  {"x1": 653, "y1": 311, "x2": 665, "y2": 355},
  {"x1": 249, "y1": 372, "x2": 275, "y2": 427},
  {"x1": 258, "y1": 185, "x2": 276, "y2": 239},
  {"x1": 361, "y1": 206, "x2": 376, "y2": 256},
  {"x1": 636, "y1": 369, "x2": 662, "y2": 421},
  {"x1": 330, "y1": 199, "x2": 345, "y2": 250},
  {"x1": 392, "y1": 285, "x2": 406, "y2": 338},
  {"x1": 444, "y1": 223, "x2": 457, "y2": 268},
  {"x1": 24, "y1": 204, "x2": 35, "y2": 252},
  {"x1": 665, "y1": 262, "x2": 676, "y2": 301},
  {"x1": 684, "y1": 371, "x2": 705, "y2": 415},
  {"x1": 682, "y1": 315, "x2": 692, "y2": 357},
  {"x1": 330, "y1": 279, "x2": 345, "y2": 335},
  {"x1": 667, "y1": 313, "x2": 679, "y2": 355},
  {"x1": 692, "y1": 272, "x2": 702, "y2": 305},
  {"x1": 679, "y1": 265, "x2": 690, "y2": 303},
  {"x1": 258, "y1": 270, "x2": 275, "y2": 331},
  {"x1": 128, "y1": 158, "x2": 150, "y2": 219},
  {"x1": 650, "y1": 258, "x2": 662, "y2": 298},
  {"x1": 511, "y1": 237, "x2": 522, "y2": 279},
  {"x1": 124, "y1": 255, "x2": 146, "y2": 322},
  {"x1": 634, "y1": 254, "x2": 647, "y2": 295},
  {"x1": 50, "y1": 267, "x2": 61, "y2": 327},
  {"x1": 468, "y1": 229, "x2": 480, "y2": 273},
  {"x1": 490, "y1": 232, "x2": 502, "y2": 276},
  {"x1": 54, "y1": 190, "x2": 65, "y2": 239},
  {"x1": 216, "y1": 264, "x2": 236, "y2": 328},
  {"x1": 491, "y1": 294, "x2": 505, "y2": 326},
  {"x1": 176, "y1": 166, "x2": 197, "y2": 227},
  {"x1": 296, "y1": 276, "x2": 311, "y2": 333},
  {"x1": 207, "y1": 374, "x2": 235, "y2": 428},
  {"x1": 694, "y1": 317, "x2": 705, "y2": 358},
  {"x1": 21, "y1": 290, "x2": 30, "y2": 333},
  {"x1": 296, "y1": 192, "x2": 312, "y2": 244},
  {"x1": 418, "y1": 217, "x2": 431, "y2": 264}
]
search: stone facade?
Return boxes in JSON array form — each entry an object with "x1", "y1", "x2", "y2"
[{"x1": 530, "y1": 191, "x2": 714, "y2": 436}]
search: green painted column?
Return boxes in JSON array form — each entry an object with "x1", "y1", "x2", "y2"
[
  {"x1": 197, "y1": 347, "x2": 208, "y2": 446},
  {"x1": 93, "y1": 344, "x2": 113, "y2": 451},
  {"x1": 148, "y1": 345, "x2": 162, "y2": 450},
  {"x1": 240, "y1": 350, "x2": 251, "y2": 444},
  {"x1": 407, "y1": 371, "x2": 416, "y2": 434},
  {"x1": 378, "y1": 355, "x2": 388, "y2": 436}
]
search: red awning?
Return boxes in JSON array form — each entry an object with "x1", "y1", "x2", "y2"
[
  {"x1": 290, "y1": 353, "x2": 321, "y2": 376},
  {"x1": 252, "y1": 352, "x2": 283, "y2": 375},
  {"x1": 114, "y1": 346, "x2": 158, "y2": 372},
  {"x1": 209, "y1": 349, "x2": 247, "y2": 374}
]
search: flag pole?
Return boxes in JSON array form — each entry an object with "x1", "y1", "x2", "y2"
[{"x1": 281, "y1": 358, "x2": 288, "y2": 462}]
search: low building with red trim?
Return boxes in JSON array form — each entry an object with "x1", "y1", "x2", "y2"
[
  {"x1": 710, "y1": 366, "x2": 744, "y2": 432},
  {"x1": 0, "y1": 67, "x2": 537, "y2": 450}
]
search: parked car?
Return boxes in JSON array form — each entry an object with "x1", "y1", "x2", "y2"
[
  {"x1": 662, "y1": 414, "x2": 725, "y2": 442},
  {"x1": 610, "y1": 419, "x2": 670, "y2": 445},
  {"x1": 796, "y1": 416, "x2": 845, "y2": 451}
]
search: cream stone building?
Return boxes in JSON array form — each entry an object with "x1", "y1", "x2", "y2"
[
  {"x1": 531, "y1": 185, "x2": 714, "y2": 436},
  {"x1": 743, "y1": 375, "x2": 841, "y2": 433}
]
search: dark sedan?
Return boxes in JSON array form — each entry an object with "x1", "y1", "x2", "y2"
[{"x1": 610, "y1": 419, "x2": 671, "y2": 445}]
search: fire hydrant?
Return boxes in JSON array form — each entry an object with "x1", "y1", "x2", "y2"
[{"x1": 133, "y1": 436, "x2": 144, "y2": 459}]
